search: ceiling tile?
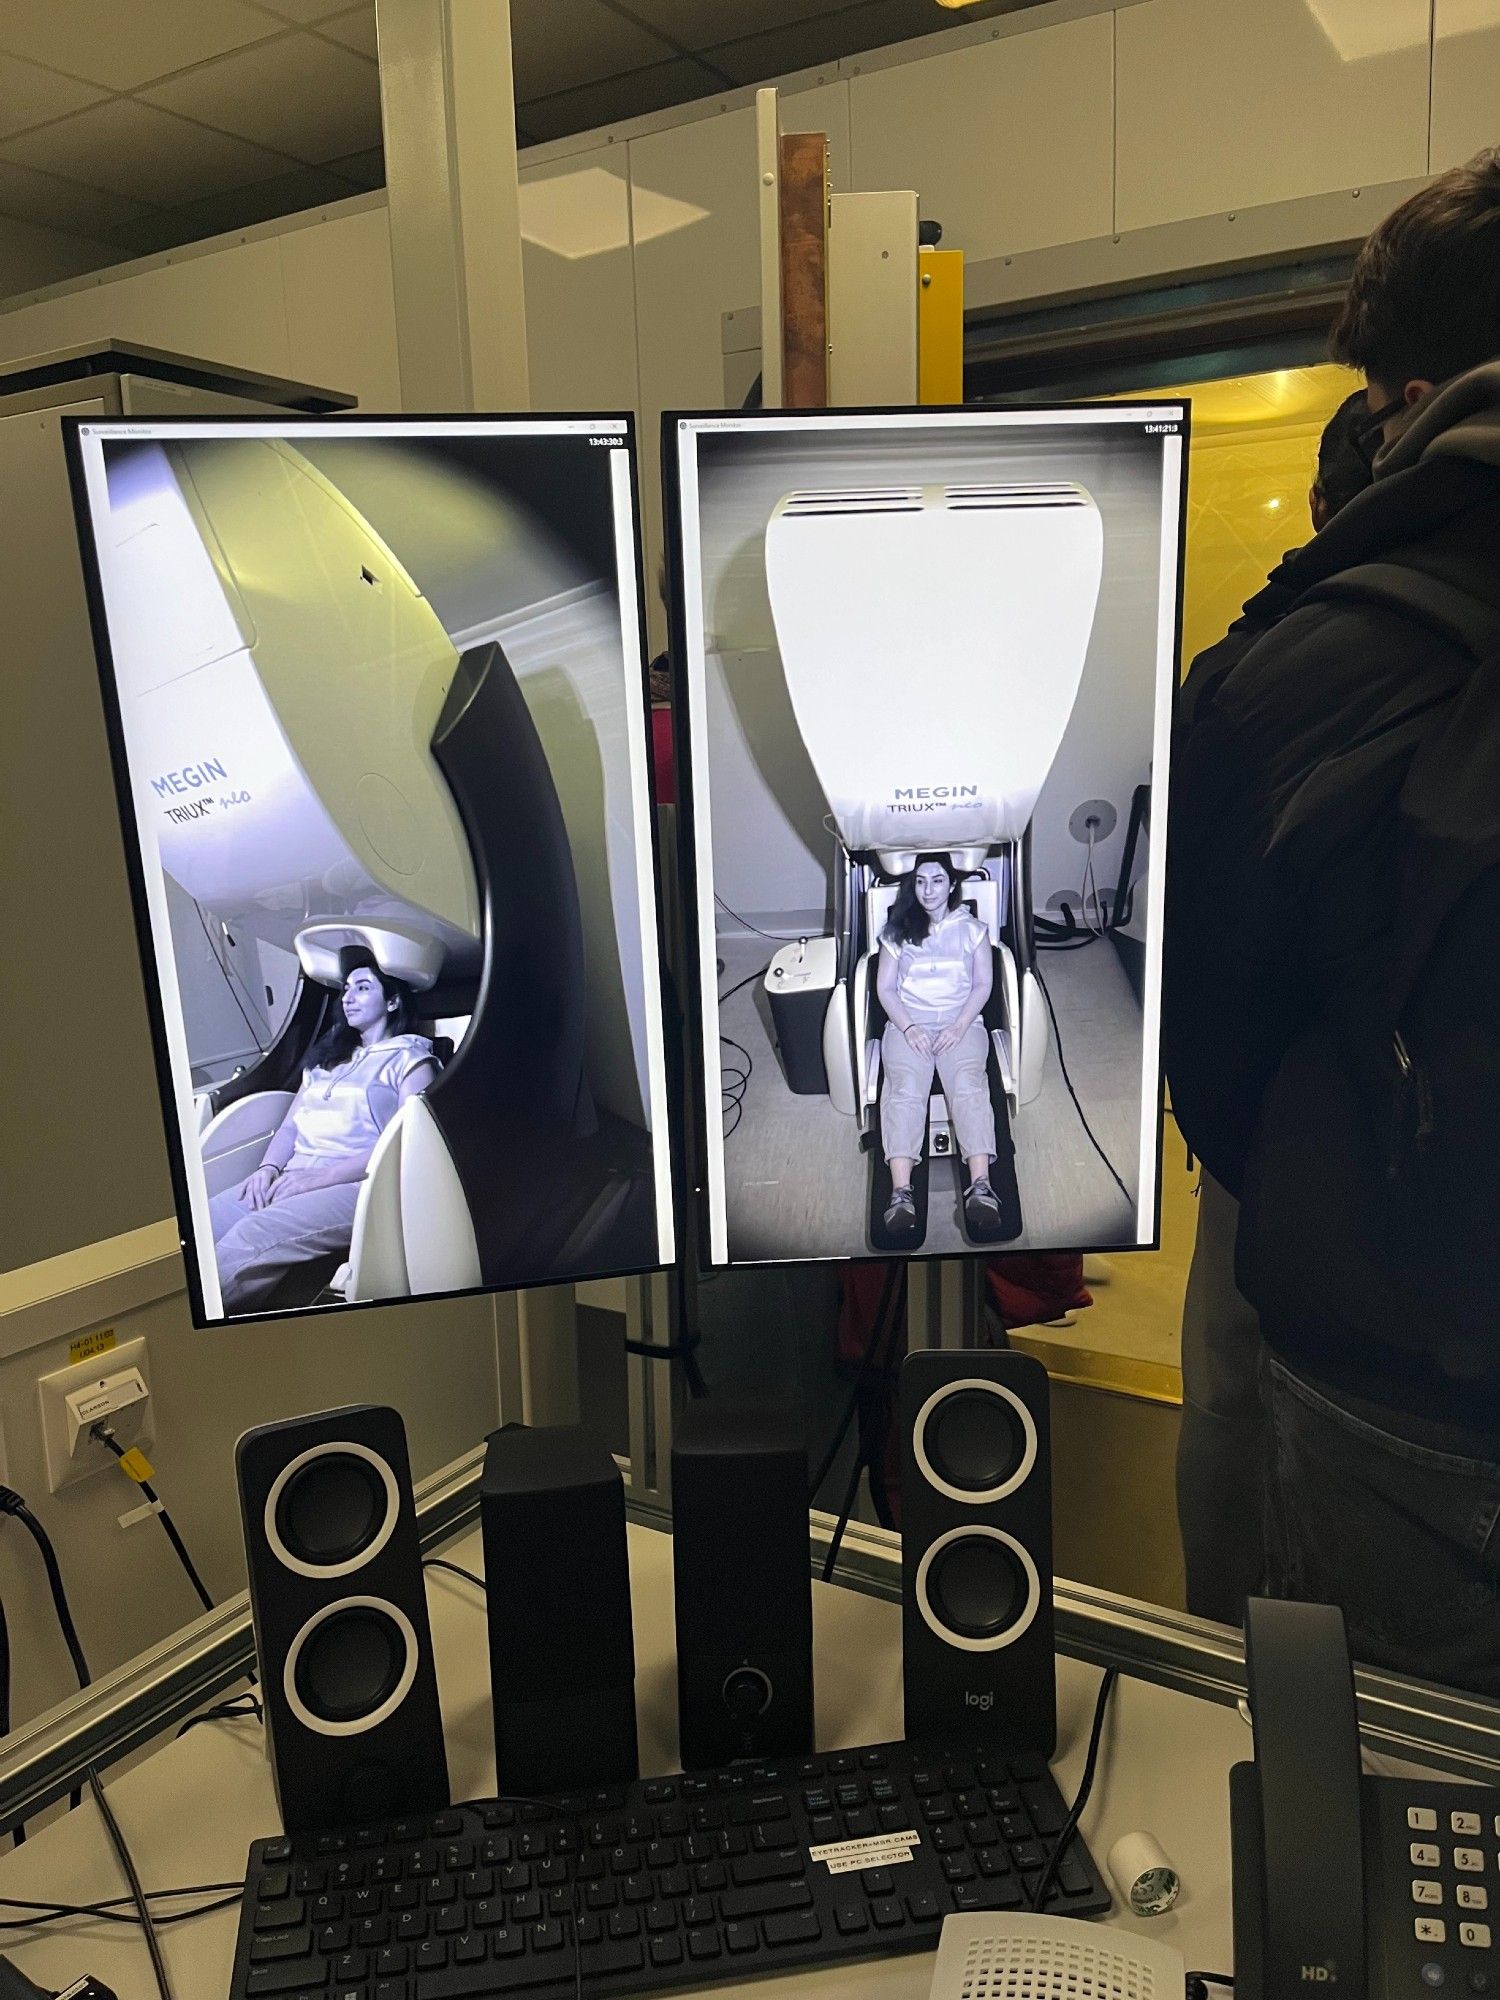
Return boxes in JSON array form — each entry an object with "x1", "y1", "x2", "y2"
[
  {"x1": 0, "y1": 100, "x2": 292, "y2": 207},
  {"x1": 511, "y1": 0, "x2": 679, "y2": 99},
  {"x1": 0, "y1": 0, "x2": 280, "y2": 92},
  {"x1": 322, "y1": 144, "x2": 384, "y2": 188},
  {"x1": 141, "y1": 32, "x2": 381, "y2": 165},
  {"x1": 314, "y1": 4, "x2": 378, "y2": 57},
  {"x1": 245, "y1": 0, "x2": 351, "y2": 21},
  {"x1": 175, "y1": 162, "x2": 364, "y2": 231},
  {"x1": 701, "y1": 0, "x2": 940, "y2": 83},
  {"x1": 99, "y1": 211, "x2": 211, "y2": 257},
  {"x1": 0, "y1": 52, "x2": 108, "y2": 142},
  {"x1": 520, "y1": 55, "x2": 725, "y2": 140},
  {"x1": 621, "y1": 0, "x2": 849, "y2": 51},
  {"x1": 0, "y1": 156, "x2": 153, "y2": 233}
]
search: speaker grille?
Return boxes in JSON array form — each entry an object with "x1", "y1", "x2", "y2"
[
  {"x1": 265, "y1": 1440, "x2": 398, "y2": 1579},
  {"x1": 283, "y1": 1596, "x2": 419, "y2": 1737}
]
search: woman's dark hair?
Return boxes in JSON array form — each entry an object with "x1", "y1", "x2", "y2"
[
  {"x1": 1330, "y1": 147, "x2": 1500, "y2": 389},
  {"x1": 883, "y1": 853, "x2": 961, "y2": 949},
  {"x1": 305, "y1": 961, "x2": 415, "y2": 1074}
]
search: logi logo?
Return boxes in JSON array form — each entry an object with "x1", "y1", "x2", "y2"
[
  {"x1": 1300, "y1": 1964, "x2": 1337, "y2": 1983},
  {"x1": 964, "y1": 1690, "x2": 993, "y2": 1713}
]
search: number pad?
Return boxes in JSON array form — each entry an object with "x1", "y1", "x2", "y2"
[
  {"x1": 1457, "y1": 1886, "x2": 1488, "y2": 1911},
  {"x1": 1415, "y1": 1918, "x2": 1447, "y2": 1945},
  {"x1": 1452, "y1": 1848, "x2": 1484, "y2": 1874},
  {"x1": 1413, "y1": 1881, "x2": 1444, "y2": 1907},
  {"x1": 1459, "y1": 1922, "x2": 1491, "y2": 1949},
  {"x1": 1412, "y1": 1844, "x2": 1442, "y2": 1869}
]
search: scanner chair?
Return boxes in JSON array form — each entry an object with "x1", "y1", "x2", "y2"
[{"x1": 762, "y1": 478, "x2": 1105, "y2": 1252}]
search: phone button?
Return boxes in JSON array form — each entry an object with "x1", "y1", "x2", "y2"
[
  {"x1": 1416, "y1": 1918, "x2": 1448, "y2": 1944},
  {"x1": 1460, "y1": 1923, "x2": 1492, "y2": 1949},
  {"x1": 1452, "y1": 1813, "x2": 1483, "y2": 1837},
  {"x1": 1415, "y1": 1881, "x2": 1446, "y2": 1906},
  {"x1": 1414, "y1": 1844, "x2": 1443, "y2": 1868},
  {"x1": 1454, "y1": 1849, "x2": 1485, "y2": 1873},
  {"x1": 1411, "y1": 1809, "x2": 1441, "y2": 1833},
  {"x1": 1458, "y1": 1887, "x2": 1489, "y2": 1911}
]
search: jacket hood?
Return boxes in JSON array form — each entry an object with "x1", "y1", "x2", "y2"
[{"x1": 1375, "y1": 357, "x2": 1500, "y2": 477}]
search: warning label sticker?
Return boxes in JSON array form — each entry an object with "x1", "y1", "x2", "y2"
[{"x1": 807, "y1": 1831, "x2": 921, "y2": 1875}]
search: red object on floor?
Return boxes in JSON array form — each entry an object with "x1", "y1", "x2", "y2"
[{"x1": 651, "y1": 705, "x2": 675, "y2": 805}]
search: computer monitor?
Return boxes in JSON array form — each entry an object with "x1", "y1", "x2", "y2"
[
  {"x1": 665, "y1": 402, "x2": 1187, "y2": 1270},
  {"x1": 67, "y1": 415, "x2": 674, "y2": 1325}
]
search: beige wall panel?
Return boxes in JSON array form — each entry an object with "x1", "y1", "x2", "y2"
[
  {"x1": 279, "y1": 206, "x2": 401, "y2": 409},
  {"x1": 0, "y1": 237, "x2": 291, "y2": 376},
  {"x1": 1432, "y1": 0, "x2": 1500, "y2": 171},
  {"x1": 0, "y1": 1281, "x2": 503, "y2": 1733},
  {"x1": 629, "y1": 82, "x2": 848, "y2": 651},
  {"x1": 848, "y1": 15, "x2": 1112, "y2": 262},
  {"x1": 1117, "y1": 0, "x2": 1430, "y2": 232},
  {"x1": 519, "y1": 147, "x2": 640, "y2": 414}
]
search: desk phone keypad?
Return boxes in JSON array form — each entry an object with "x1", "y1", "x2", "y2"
[{"x1": 1368, "y1": 1781, "x2": 1498, "y2": 1995}]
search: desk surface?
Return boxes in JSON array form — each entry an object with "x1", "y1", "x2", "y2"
[{"x1": 0, "y1": 1521, "x2": 1254, "y2": 1999}]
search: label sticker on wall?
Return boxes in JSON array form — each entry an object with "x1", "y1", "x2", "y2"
[
  {"x1": 807, "y1": 1832, "x2": 921, "y2": 1874},
  {"x1": 68, "y1": 1327, "x2": 116, "y2": 1366}
]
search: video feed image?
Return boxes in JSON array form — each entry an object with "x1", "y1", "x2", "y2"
[
  {"x1": 671, "y1": 406, "x2": 1185, "y2": 1267},
  {"x1": 70, "y1": 417, "x2": 673, "y2": 1324}
]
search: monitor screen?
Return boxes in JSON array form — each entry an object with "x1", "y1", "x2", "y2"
[
  {"x1": 666, "y1": 403, "x2": 1187, "y2": 1269},
  {"x1": 68, "y1": 415, "x2": 674, "y2": 1324}
]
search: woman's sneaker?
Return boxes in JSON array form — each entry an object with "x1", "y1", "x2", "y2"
[
  {"x1": 884, "y1": 1186, "x2": 918, "y2": 1238},
  {"x1": 965, "y1": 1177, "x2": 1002, "y2": 1230}
]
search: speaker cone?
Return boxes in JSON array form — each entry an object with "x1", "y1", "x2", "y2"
[
  {"x1": 284, "y1": 1597, "x2": 419, "y2": 1735},
  {"x1": 913, "y1": 1379, "x2": 1037, "y2": 1504},
  {"x1": 265, "y1": 1441, "x2": 399, "y2": 1579},
  {"x1": 914, "y1": 1526, "x2": 1040, "y2": 1653}
]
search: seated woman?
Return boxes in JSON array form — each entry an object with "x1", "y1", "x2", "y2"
[
  {"x1": 208, "y1": 959, "x2": 439, "y2": 1311},
  {"x1": 875, "y1": 853, "x2": 1000, "y2": 1242}
]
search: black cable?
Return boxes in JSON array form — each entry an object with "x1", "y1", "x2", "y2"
[
  {"x1": 1033, "y1": 967, "x2": 1133, "y2": 1208},
  {"x1": 0, "y1": 1490, "x2": 92, "y2": 1692},
  {"x1": 90, "y1": 1427, "x2": 214, "y2": 1616},
  {"x1": 174, "y1": 1695, "x2": 262, "y2": 1739},
  {"x1": 88, "y1": 1766, "x2": 172, "y2": 2000},
  {"x1": 0, "y1": 1882, "x2": 243, "y2": 1931},
  {"x1": 1029, "y1": 1666, "x2": 1118, "y2": 1912},
  {"x1": 0, "y1": 1596, "x2": 18, "y2": 1848},
  {"x1": 423, "y1": 1557, "x2": 485, "y2": 1591},
  {"x1": 717, "y1": 961, "x2": 772, "y2": 1008},
  {"x1": 713, "y1": 894, "x2": 808, "y2": 943}
]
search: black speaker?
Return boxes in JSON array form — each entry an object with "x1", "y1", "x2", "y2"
[
  {"x1": 235, "y1": 1404, "x2": 449, "y2": 1835},
  {"x1": 900, "y1": 1349, "x2": 1056, "y2": 1755},
  {"x1": 480, "y1": 1423, "x2": 637, "y2": 1795},
  {"x1": 672, "y1": 1401, "x2": 813, "y2": 1770}
]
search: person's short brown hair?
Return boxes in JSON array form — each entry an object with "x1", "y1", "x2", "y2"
[{"x1": 1330, "y1": 147, "x2": 1500, "y2": 389}]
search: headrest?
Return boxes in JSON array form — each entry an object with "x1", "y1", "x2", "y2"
[{"x1": 295, "y1": 921, "x2": 446, "y2": 993}]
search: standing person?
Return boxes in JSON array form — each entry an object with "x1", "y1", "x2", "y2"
[
  {"x1": 1170, "y1": 388, "x2": 1373, "y2": 1626},
  {"x1": 1165, "y1": 149, "x2": 1500, "y2": 1691}
]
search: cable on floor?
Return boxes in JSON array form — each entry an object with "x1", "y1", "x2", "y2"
[{"x1": 1033, "y1": 967, "x2": 1133, "y2": 1209}]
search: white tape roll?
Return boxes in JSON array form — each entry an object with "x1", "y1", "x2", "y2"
[{"x1": 1106, "y1": 1831, "x2": 1180, "y2": 1915}]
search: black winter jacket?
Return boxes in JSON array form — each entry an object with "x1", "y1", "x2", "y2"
[{"x1": 1164, "y1": 362, "x2": 1500, "y2": 1423}]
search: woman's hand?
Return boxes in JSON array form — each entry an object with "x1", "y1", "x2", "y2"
[
  {"x1": 241, "y1": 1165, "x2": 281, "y2": 1210},
  {"x1": 931, "y1": 1019, "x2": 973, "y2": 1056},
  {"x1": 269, "y1": 1157, "x2": 369, "y2": 1202},
  {"x1": 903, "y1": 1023, "x2": 933, "y2": 1058}
]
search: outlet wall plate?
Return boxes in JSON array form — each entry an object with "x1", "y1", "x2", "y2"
[
  {"x1": 38, "y1": 1337, "x2": 154, "y2": 1494},
  {"x1": 1069, "y1": 798, "x2": 1118, "y2": 844}
]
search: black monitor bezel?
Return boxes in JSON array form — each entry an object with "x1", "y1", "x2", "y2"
[
  {"x1": 660, "y1": 397, "x2": 1192, "y2": 1276},
  {"x1": 63, "y1": 408, "x2": 681, "y2": 1328}
]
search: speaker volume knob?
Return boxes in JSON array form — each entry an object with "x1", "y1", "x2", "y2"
[{"x1": 722, "y1": 1667, "x2": 772, "y2": 1720}]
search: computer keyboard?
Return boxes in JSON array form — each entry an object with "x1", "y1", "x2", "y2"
[{"x1": 228, "y1": 1738, "x2": 1111, "y2": 1999}]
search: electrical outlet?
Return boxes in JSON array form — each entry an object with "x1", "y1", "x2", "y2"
[{"x1": 38, "y1": 1338, "x2": 154, "y2": 1494}]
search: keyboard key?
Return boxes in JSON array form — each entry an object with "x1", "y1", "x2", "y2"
[
  {"x1": 721, "y1": 1882, "x2": 814, "y2": 1924},
  {"x1": 726, "y1": 1921, "x2": 759, "y2": 1954},
  {"x1": 732, "y1": 1850, "x2": 806, "y2": 1887},
  {"x1": 862, "y1": 1869, "x2": 895, "y2": 1896},
  {"x1": 249, "y1": 1928, "x2": 313, "y2": 1962},
  {"x1": 765, "y1": 1910, "x2": 822, "y2": 1947},
  {"x1": 871, "y1": 1897, "x2": 905, "y2": 1930},
  {"x1": 683, "y1": 1896, "x2": 715, "y2": 1929},
  {"x1": 258, "y1": 1872, "x2": 294, "y2": 1905},
  {"x1": 845, "y1": 1809, "x2": 877, "y2": 1839},
  {"x1": 907, "y1": 1891, "x2": 943, "y2": 1923},
  {"x1": 860, "y1": 1751, "x2": 889, "y2": 1770},
  {"x1": 650, "y1": 1934, "x2": 684, "y2": 1967},
  {"x1": 530, "y1": 1921, "x2": 564, "y2": 1953},
  {"x1": 646, "y1": 1902, "x2": 679, "y2": 1933},
  {"x1": 490, "y1": 1926, "x2": 523, "y2": 1957},
  {"x1": 834, "y1": 1901, "x2": 870, "y2": 1935},
  {"x1": 244, "y1": 1959, "x2": 327, "y2": 1996},
  {"x1": 414, "y1": 1939, "x2": 447, "y2": 1970},
  {"x1": 828, "y1": 1755, "x2": 857, "y2": 1775},
  {"x1": 687, "y1": 1928, "x2": 722, "y2": 1960},
  {"x1": 944, "y1": 1856, "x2": 977, "y2": 1883},
  {"x1": 608, "y1": 1908, "x2": 641, "y2": 1939},
  {"x1": 954, "y1": 1878, "x2": 1025, "y2": 1913},
  {"x1": 254, "y1": 1900, "x2": 307, "y2": 1933}
]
